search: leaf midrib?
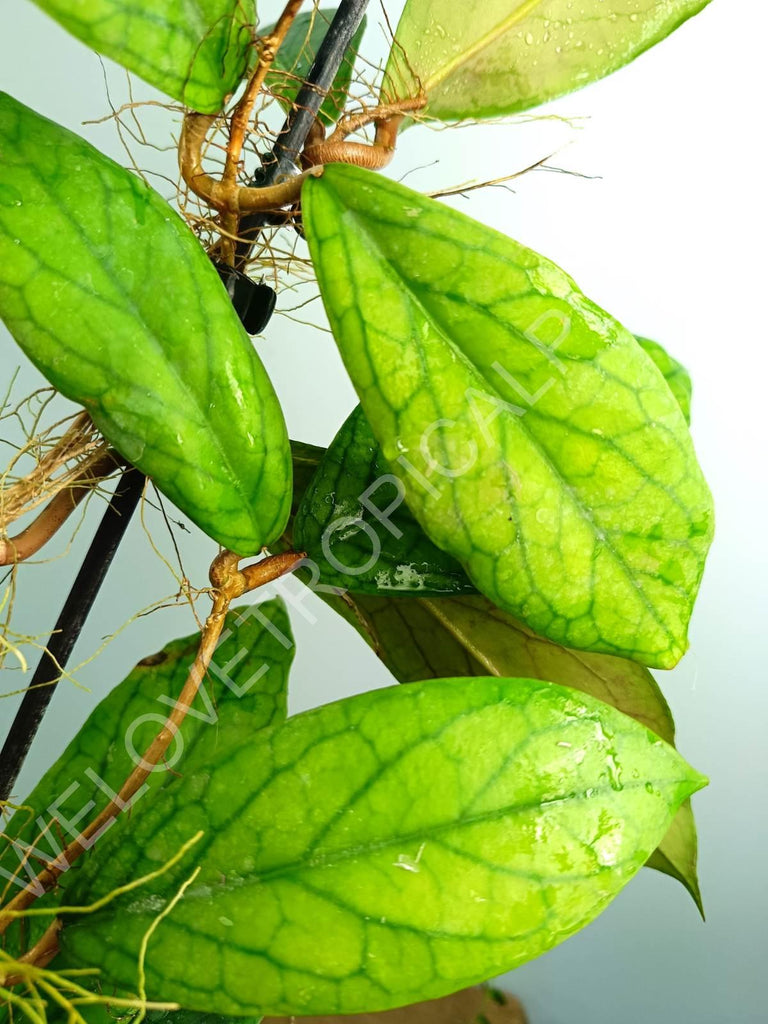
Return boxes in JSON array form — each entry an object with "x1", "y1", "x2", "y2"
[
  {"x1": 422, "y1": 0, "x2": 543, "y2": 95},
  {"x1": 172, "y1": 775, "x2": 688, "y2": 901}
]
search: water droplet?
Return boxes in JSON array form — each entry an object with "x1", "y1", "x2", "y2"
[
  {"x1": 0, "y1": 183, "x2": 23, "y2": 207},
  {"x1": 525, "y1": 31, "x2": 535, "y2": 45}
]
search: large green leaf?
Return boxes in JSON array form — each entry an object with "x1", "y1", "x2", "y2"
[
  {"x1": 61, "y1": 676, "x2": 704, "y2": 1015},
  {"x1": 0, "y1": 94, "x2": 291, "y2": 554},
  {"x1": 382, "y1": 0, "x2": 712, "y2": 120},
  {"x1": 263, "y1": 9, "x2": 366, "y2": 126},
  {"x1": 30, "y1": 0, "x2": 253, "y2": 113},
  {"x1": 322, "y1": 591, "x2": 702, "y2": 912},
  {"x1": 303, "y1": 164, "x2": 713, "y2": 668},
  {"x1": 295, "y1": 324, "x2": 692, "y2": 600},
  {"x1": 295, "y1": 406, "x2": 475, "y2": 596},
  {"x1": 0, "y1": 599, "x2": 293, "y2": 938},
  {"x1": 637, "y1": 335, "x2": 692, "y2": 425}
]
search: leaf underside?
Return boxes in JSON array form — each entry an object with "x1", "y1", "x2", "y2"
[
  {"x1": 302, "y1": 164, "x2": 713, "y2": 668},
  {"x1": 61, "y1": 677, "x2": 704, "y2": 1016},
  {"x1": 383, "y1": 0, "x2": 713, "y2": 120},
  {"x1": 0, "y1": 93, "x2": 291, "y2": 553},
  {"x1": 637, "y1": 335, "x2": 692, "y2": 425}
]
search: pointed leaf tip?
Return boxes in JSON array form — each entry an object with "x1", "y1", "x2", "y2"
[{"x1": 61, "y1": 676, "x2": 703, "y2": 1016}]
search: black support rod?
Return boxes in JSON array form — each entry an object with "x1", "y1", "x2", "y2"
[
  {"x1": 0, "y1": 468, "x2": 144, "y2": 801},
  {"x1": 236, "y1": 0, "x2": 370, "y2": 263}
]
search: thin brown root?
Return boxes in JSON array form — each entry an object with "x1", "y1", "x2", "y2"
[
  {"x1": 0, "y1": 549, "x2": 304, "y2": 934},
  {"x1": 1, "y1": 413, "x2": 111, "y2": 531},
  {"x1": 0, "y1": 451, "x2": 122, "y2": 565}
]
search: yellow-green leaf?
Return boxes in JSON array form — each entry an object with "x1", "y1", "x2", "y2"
[
  {"x1": 60, "y1": 676, "x2": 705, "y2": 1015},
  {"x1": 638, "y1": 335, "x2": 692, "y2": 425},
  {"x1": 382, "y1": 0, "x2": 712, "y2": 120},
  {"x1": 302, "y1": 164, "x2": 714, "y2": 668},
  {"x1": 321, "y1": 590, "x2": 702, "y2": 913}
]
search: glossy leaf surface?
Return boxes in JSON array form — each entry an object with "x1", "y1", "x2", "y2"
[
  {"x1": 294, "y1": 330, "x2": 692, "y2": 598},
  {"x1": 295, "y1": 405, "x2": 475, "y2": 595},
  {"x1": 0, "y1": 599, "x2": 293, "y2": 935},
  {"x1": 0, "y1": 94, "x2": 291, "y2": 553},
  {"x1": 303, "y1": 165, "x2": 713, "y2": 668},
  {"x1": 264, "y1": 8, "x2": 366, "y2": 125},
  {"x1": 323, "y1": 591, "x2": 701, "y2": 911},
  {"x1": 638, "y1": 335, "x2": 692, "y2": 425},
  {"x1": 30, "y1": 0, "x2": 253, "y2": 113},
  {"x1": 62, "y1": 677, "x2": 704, "y2": 1015},
  {"x1": 382, "y1": 0, "x2": 711, "y2": 120}
]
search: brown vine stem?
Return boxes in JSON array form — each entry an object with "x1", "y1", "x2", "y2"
[
  {"x1": 0, "y1": 547, "x2": 305, "y2": 954},
  {"x1": 179, "y1": 113, "x2": 323, "y2": 215},
  {"x1": 217, "y1": 0, "x2": 306, "y2": 258},
  {"x1": 303, "y1": 96, "x2": 427, "y2": 171},
  {"x1": 0, "y1": 451, "x2": 121, "y2": 565}
]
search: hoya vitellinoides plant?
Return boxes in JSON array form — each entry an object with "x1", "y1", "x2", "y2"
[{"x1": 0, "y1": 1, "x2": 714, "y2": 1021}]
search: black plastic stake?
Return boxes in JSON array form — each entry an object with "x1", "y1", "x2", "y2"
[
  {"x1": 236, "y1": 0, "x2": 371, "y2": 264},
  {"x1": 0, "y1": 468, "x2": 144, "y2": 801}
]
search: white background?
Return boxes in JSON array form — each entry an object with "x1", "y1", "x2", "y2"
[{"x1": 1, "y1": 1, "x2": 766, "y2": 1021}]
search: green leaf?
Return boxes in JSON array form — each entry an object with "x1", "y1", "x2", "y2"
[
  {"x1": 295, "y1": 351, "x2": 691, "y2": 596},
  {"x1": 0, "y1": 599, "x2": 293, "y2": 944},
  {"x1": 30, "y1": 0, "x2": 253, "y2": 113},
  {"x1": 302, "y1": 164, "x2": 713, "y2": 669},
  {"x1": 320, "y1": 590, "x2": 702, "y2": 912},
  {"x1": 637, "y1": 335, "x2": 692, "y2": 425},
  {"x1": 295, "y1": 405, "x2": 476, "y2": 595},
  {"x1": 382, "y1": 0, "x2": 712, "y2": 120},
  {"x1": 290, "y1": 439, "x2": 326, "y2": 515},
  {"x1": 0, "y1": 93, "x2": 291, "y2": 554},
  {"x1": 263, "y1": 9, "x2": 366, "y2": 126},
  {"x1": 61, "y1": 676, "x2": 704, "y2": 1015}
]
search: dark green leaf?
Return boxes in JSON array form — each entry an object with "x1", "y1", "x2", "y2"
[
  {"x1": 30, "y1": 0, "x2": 253, "y2": 113},
  {"x1": 263, "y1": 9, "x2": 366, "y2": 126},
  {"x1": 637, "y1": 336, "x2": 692, "y2": 425},
  {"x1": 382, "y1": 0, "x2": 712, "y2": 120},
  {"x1": 61, "y1": 676, "x2": 704, "y2": 1015},
  {"x1": 0, "y1": 599, "x2": 293, "y2": 951},
  {"x1": 302, "y1": 164, "x2": 714, "y2": 668},
  {"x1": 289, "y1": 439, "x2": 325, "y2": 516},
  {"x1": 294, "y1": 405, "x2": 475, "y2": 595},
  {"x1": 0, "y1": 94, "x2": 291, "y2": 554}
]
